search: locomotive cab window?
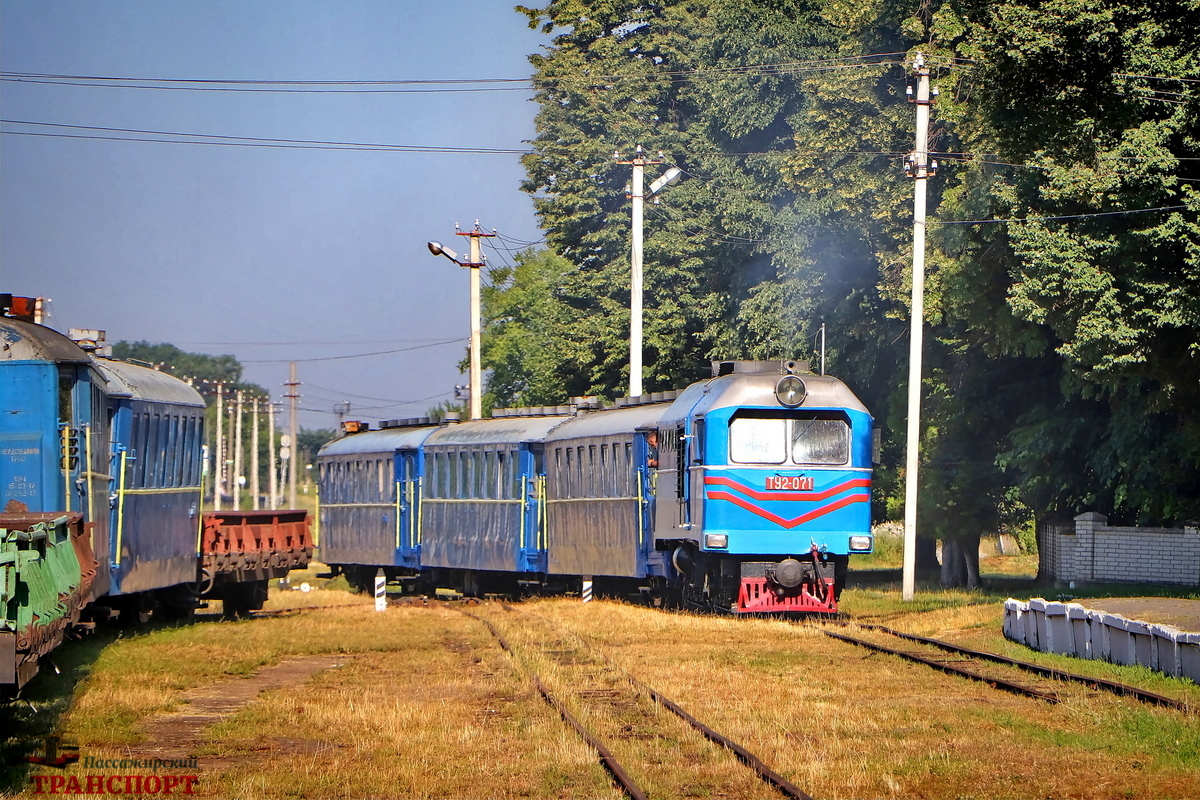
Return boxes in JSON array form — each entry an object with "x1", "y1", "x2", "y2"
[{"x1": 729, "y1": 412, "x2": 851, "y2": 466}]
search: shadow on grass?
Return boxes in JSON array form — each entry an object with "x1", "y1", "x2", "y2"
[
  {"x1": 0, "y1": 612, "x2": 219, "y2": 794},
  {"x1": 0, "y1": 628, "x2": 121, "y2": 793}
]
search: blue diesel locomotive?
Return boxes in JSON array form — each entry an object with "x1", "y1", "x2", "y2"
[{"x1": 319, "y1": 359, "x2": 875, "y2": 614}]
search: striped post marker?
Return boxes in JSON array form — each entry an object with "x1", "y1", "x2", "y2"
[
  {"x1": 582, "y1": 576, "x2": 593, "y2": 604},
  {"x1": 375, "y1": 569, "x2": 387, "y2": 612}
]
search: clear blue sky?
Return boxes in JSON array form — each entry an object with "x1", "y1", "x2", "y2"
[{"x1": 1, "y1": 1, "x2": 550, "y2": 429}]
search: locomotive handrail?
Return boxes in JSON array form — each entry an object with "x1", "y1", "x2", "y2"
[
  {"x1": 115, "y1": 451, "x2": 128, "y2": 566},
  {"x1": 519, "y1": 475, "x2": 528, "y2": 551},
  {"x1": 415, "y1": 476, "x2": 423, "y2": 545},
  {"x1": 394, "y1": 480, "x2": 402, "y2": 551}
]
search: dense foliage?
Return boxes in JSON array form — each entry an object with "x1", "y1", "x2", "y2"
[{"x1": 492, "y1": 0, "x2": 1200, "y2": 584}]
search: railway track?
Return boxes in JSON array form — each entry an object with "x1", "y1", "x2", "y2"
[
  {"x1": 819, "y1": 622, "x2": 1192, "y2": 711},
  {"x1": 460, "y1": 605, "x2": 813, "y2": 800}
]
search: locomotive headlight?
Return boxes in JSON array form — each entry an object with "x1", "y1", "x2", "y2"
[
  {"x1": 775, "y1": 375, "x2": 806, "y2": 407},
  {"x1": 849, "y1": 535, "x2": 873, "y2": 552},
  {"x1": 704, "y1": 534, "x2": 728, "y2": 549}
]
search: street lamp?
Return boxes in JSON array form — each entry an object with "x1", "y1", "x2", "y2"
[
  {"x1": 616, "y1": 147, "x2": 683, "y2": 397},
  {"x1": 428, "y1": 221, "x2": 494, "y2": 420}
]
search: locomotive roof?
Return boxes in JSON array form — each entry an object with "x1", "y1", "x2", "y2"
[
  {"x1": 0, "y1": 318, "x2": 93, "y2": 364},
  {"x1": 544, "y1": 403, "x2": 671, "y2": 441},
  {"x1": 424, "y1": 415, "x2": 570, "y2": 447},
  {"x1": 658, "y1": 370, "x2": 869, "y2": 425},
  {"x1": 319, "y1": 425, "x2": 439, "y2": 457},
  {"x1": 94, "y1": 358, "x2": 205, "y2": 407}
]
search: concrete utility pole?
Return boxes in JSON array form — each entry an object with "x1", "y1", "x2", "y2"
[
  {"x1": 428, "y1": 222, "x2": 495, "y2": 421},
  {"x1": 226, "y1": 404, "x2": 235, "y2": 509},
  {"x1": 268, "y1": 401, "x2": 279, "y2": 509},
  {"x1": 616, "y1": 147, "x2": 681, "y2": 398},
  {"x1": 233, "y1": 390, "x2": 244, "y2": 511},
  {"x1": 902, "y1": 53, "x2": 939, "y2": 602},
  {"x1": 286, "y1": 362, "x2": 300, "y2": 509},
  {"x1": 251, "y1": 396, "x2": 261, "y2": 511},
  {"x1": 457, "y1": 222, "x2": 494, "y2": 420},
  {"x1": 214, "y1": 383, "x2": 224, "y2": 511}
]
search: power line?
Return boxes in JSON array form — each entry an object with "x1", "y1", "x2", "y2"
[
  {"x1": 240, "y1": 338, "x2": 464, "y2": 364},
  {"x1": 1, "y1": 119, "x2": 528, "y2": 154},
  {"x1": 303, "y1": 383, "x2": 453, "y2": 406},
  {"x1": 1, "y1": 77, "x2": 534, "y2": 94},
  {"x1": 1, "y1": 70, "x2": 531, "y2": 86},
  {"x1": 1114, "y1": 73, "x2": 1200, "y2": 84},
  {"x1": 937, "y1": 205, "x2": 1188, "y2": 225},
  {"x1": 0, "y1": 55, "x2": 913, "y2": 95},
  {"x1": 174, "y1": 337, "x2": 459, "y2": 347}
]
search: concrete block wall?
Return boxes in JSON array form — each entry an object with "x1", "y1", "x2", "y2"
[
  {"x1": 1004, "y1": 598, "x2": 1200, "y2": 684},
  {"x1": 1046, "y1": 512, "x2": 1200, "y2": 587}
]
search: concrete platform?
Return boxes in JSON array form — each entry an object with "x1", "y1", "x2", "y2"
[{"x1": 1004, "y1": 597, "x2": 1200, "y2": 684}]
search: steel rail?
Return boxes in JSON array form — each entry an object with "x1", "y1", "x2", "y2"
[
  {"x1": 638, "y1": 682, "x2": 814, "y2": 800},
  {"x1": 822, "y1": 629, "x2": 1063, "y2": 703},
  {"x1": 857, "y1": 623, "x2": 1191, "y2": 711},
  {"x1": 461, "y1": 610, "x2": 649, "y2": 800},
  {"x1": 511, "y1": 605, "x2": 813, "y2": 800}
]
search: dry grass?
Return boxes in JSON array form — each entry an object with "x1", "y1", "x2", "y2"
[
  {"x1": 37, "y1": 596, "x2": 618, "y2": 799},
  {"x1": 526, "y1": 598, "x2": 1200, "y2": 799},
  {"x1": 11, "y1": 587, "x2": 1200, "y2": 799}
]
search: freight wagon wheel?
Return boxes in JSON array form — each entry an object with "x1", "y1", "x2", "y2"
[
  {"x1": 222, "y1": 580, "x2": 268, "y2": 620},
  {"x1": 157, "y1": 584, "x2": 199, "y2": 623}
]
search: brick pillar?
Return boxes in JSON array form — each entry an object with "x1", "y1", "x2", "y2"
[{"x1": 1073, "y1": 512, "x2": 1107, "y2": 585}]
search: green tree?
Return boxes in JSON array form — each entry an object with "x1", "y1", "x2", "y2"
[
  {"x1": 964, "y1": 0, "x2": 1200, "y2": 525},
  {"x1": 511, "y1": 0, "x2": 1200, "y2": 587},
  {"x1": 481, "y1": 248, "x2": 593, "y2": 406}
]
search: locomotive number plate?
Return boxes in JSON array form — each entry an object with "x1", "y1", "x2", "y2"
[{"x1": 765, "y1": 475, "x2": 814, "y2": 491}]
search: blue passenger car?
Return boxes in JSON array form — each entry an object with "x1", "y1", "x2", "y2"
[
  {"x1": 541, "y1": 403, "x2": 671, "y2": 581},
  {"x1": 3, "y1": 300, "x2": 313, "y2": 688},
  {"x1": 419, "y1": 414, "x2": 571, "y2": 593},
  {"x1": 317, "y1": 421, "x2": 438, "y2": 588},
  {"x1": 97, "y1": 358, "x2": 206, "y2": 596}
]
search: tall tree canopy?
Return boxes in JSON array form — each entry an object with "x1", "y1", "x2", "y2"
[{"x1": 496, "y1": 0, "x2": 1200, "y2": 584}]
